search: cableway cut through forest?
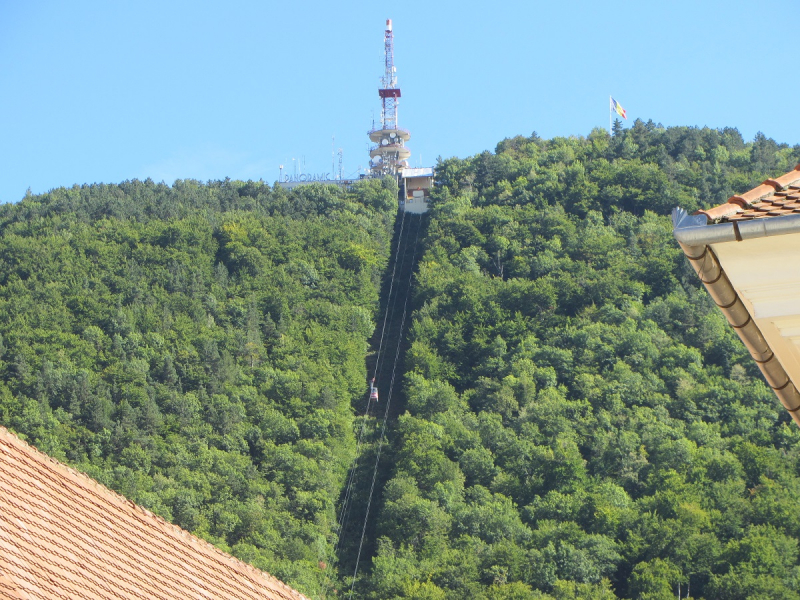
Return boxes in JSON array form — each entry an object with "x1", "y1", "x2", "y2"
[{"x1": 333, "y1": 208, "x2": 428, "y2": 593}]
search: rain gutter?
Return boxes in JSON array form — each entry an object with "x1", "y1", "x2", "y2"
[
  {"x1": 673, "y1": 209, "x2": 800, "y2": 246},
  {"x1": 672, "y1": 208, "x2": 800, "y2": 427}
]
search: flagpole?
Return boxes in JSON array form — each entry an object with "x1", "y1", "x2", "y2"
[{"x1": 609, "y1": 95, "x2": 612, "y2": 135}]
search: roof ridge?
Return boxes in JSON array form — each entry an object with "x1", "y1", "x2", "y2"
[
  {"x1": 0, "y1": 426, "x2": 309, "y2": 600},
  {"x1": 2, "y1": 436, "x2": 237, "y2": 592}
]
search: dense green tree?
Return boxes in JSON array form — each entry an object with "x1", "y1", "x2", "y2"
[
  {"x1": 4, "y1": 124, "x2": 800, "y2": 598},
  {"x1": 0, "y1": 176, "x2": 398, "y2": 597},
  {"x1": 365, "y1": 125, "x2": 800, "y2": 599}
]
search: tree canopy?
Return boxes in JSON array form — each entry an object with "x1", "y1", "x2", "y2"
[
  {"x1": 360, "y1": 122, "x2": 800, "y2": 599},
  {"x1": 3, "y1": 121, "x2": 800, "y2": 599},
  {"x1": 0, "y1": 176, "x2": 398, "y2": 596}
]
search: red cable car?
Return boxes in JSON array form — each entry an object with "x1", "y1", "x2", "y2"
[{"x1": 370, "y1": 379, "x2": 379, "y2": 402}]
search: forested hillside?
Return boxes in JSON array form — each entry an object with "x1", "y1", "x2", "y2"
[
  {"x1": 0, "y1": 177, "x2": 398, "y2": 596},
  {"x1": 2, "y1": 121, "x2": 800, "y2": 600},
  {"x1": 360, "y1": 122, "x2": 800, "y2": 599}
]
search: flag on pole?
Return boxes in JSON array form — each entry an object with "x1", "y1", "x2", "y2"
[{"x1": 610, "y1": 97, "x2": 627, "y2": 120}]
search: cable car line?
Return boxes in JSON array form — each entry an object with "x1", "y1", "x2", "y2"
[
  {"x1": 349, "y1": 214, "x2": 422, "y2": 598},
  {"x1": 336, "y1": 210, "x2": 409, "y2": 542},
  {"x1": 334, "y1": 210, "x2": 406, "y2": 556},
  {"x1": 330, "y1": 209, "x2": 410, "y2": 575}
]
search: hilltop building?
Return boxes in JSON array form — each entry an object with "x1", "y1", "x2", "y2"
[
  {"x1": 673, "y1": 165, "x2": 800, "y2": 427},
  {"x1": 278, "y1": 19, "x2": 434, "y2": 212},
  {"x1": 368, "y1": 19, "x2": 433, "y2": 213},
  {"x1": 400, "y1": 167, "x2": 434, "y2": 214}
]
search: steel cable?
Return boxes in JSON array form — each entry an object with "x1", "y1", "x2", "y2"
[
  {"x1": 348, "y1": 214, "x2": 422, "y2": 598},
  {"x1": 325, "y1": 209, "x2": 409, "y2": 595}
]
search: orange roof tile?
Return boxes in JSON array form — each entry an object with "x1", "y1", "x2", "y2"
[
  {"x1": 695, "y1": 165, "x2": 800, "y2": 223},
  {"x1": 0, "y1": 426, "x2": 309, "y2": 600}
]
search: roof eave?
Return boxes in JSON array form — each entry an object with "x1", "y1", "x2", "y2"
[
  {"x1": 672, "y1": 206, "x2": 800, "y2": 428},
  {"x1": 672, "y1": 207, "x2": 800, "y2": 246}
]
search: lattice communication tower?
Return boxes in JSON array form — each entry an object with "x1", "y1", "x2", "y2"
[{"x1": 369, "y1": 19, "x2": 411, "y2": 177}]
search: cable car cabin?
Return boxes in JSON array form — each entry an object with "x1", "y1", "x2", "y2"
[
  {"x1": 370, "y1": 383, "x2": 379, "y2": 402},
  {"x1": 400, "y1": 167, "x2": 434, "y2": 214}
]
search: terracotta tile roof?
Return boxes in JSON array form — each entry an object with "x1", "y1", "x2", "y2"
[
  {"x1": 0, "y1": 426, "x2": 309, "y2": 600},
  {"x1": 695, "y1": 165, "x2": 800, "y2": 223}
]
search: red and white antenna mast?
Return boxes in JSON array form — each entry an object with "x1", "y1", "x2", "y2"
[
  {"x1": 380, "y1": 19, "x2": 400, "y2": 130},
  {"x1": 369, "y1": 19, "x2": 410, "y2": 177}
]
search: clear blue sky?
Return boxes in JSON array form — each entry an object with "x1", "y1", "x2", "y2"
[{"x1": 1, "y1": 0, "x2": 798, "y2": 203}]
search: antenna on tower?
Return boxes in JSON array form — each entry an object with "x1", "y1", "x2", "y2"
[
  {"x1": 380, "y1": 18, "x2": 399, "y2": 131},
  {"x1": 368, "y1": 18, "x2": 411, "y2": 178}
]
